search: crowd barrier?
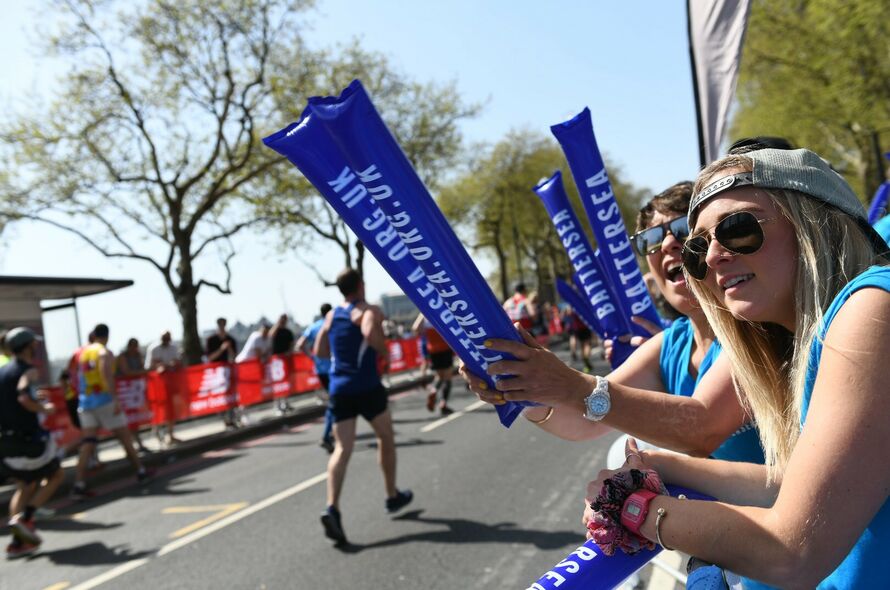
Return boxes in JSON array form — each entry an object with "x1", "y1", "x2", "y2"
[{"x1": 41, "y1": 337, "x2": 426, "y2": 449}]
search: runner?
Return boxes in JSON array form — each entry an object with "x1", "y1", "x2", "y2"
[
  {"x1": 0, "y1": 328, "x2": 64, "y2": 558},
  {"x1": 411, "y1": 313, "x2": 454, "y2": 416},
  {"x1": 71, "y1": 323, "x2": 151, "y2": 500},
  {"x1": 313, "y1": 269, "x2": 412, "y2": 546},
  {"x1": 295, "y1": 303, "x2": 334, "y2": 453},
  {"x1": 502, "y1": 282, "x2": 535, "y2": 331}
]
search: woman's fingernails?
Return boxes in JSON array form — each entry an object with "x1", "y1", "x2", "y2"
[
  {"x1": 483, "y1": 340, "x2": 493, "y2": 348},
  {"x1": 479, "y1": 382, "x2": 487, "y2": 390}
]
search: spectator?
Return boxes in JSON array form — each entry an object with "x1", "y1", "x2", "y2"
[
  {"x1": 270, "y1": 314, "x2": 295, "y2": 415},
  {"x1": 117, "y1": 338, "x2": 145, "y2": 377},
  {"x1": 145, "y1": 331, "x2": 182, "y2": 372},
  {"x1": 205, "y1": 318, "x2": 237, "y2": 363},
  {"x1": 144, "y1": 331, "x2": 182, "y2": 446},
  {"x1": 235, "y1": 321, "x2": 272, "y2": 363},
  {"x1": 0, "y1": 328, "x2": 64, "y2": 558},
  {"x1": 115, "y1": 338, "x2": 149, "y2": 453},
  {"x1": 205, "y1": 318, "x2": 238, "y2": 428},
  {"x1": 71, "y1": 323, "x2": 151, "y2": 500}
]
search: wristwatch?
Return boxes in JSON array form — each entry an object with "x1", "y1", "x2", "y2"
[
  {"x1": 583, "y1": 376, "x2": 611, "y2": 421},
  {"x1": 620, "y1": 489, "x2": 658, "y2": 536}
]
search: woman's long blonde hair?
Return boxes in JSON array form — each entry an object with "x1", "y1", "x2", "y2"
[{"x1": 687, "y1": 155, "x2": 883, "y2": 479}]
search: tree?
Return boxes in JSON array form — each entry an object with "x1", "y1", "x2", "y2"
[
  {"x1": 439, "y1": 130, "x2": 647, "y2": 302},
  {"x1": 0, "y1": 0, "x2": 475, "y2": 363},
  {"x1": 732, "y1": 0, "x2": 890, "y2": 200}
]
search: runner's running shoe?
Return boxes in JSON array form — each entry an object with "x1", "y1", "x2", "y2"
[
  {"x1": 385, "y1": 489, "x2": 414, "y2": 514},
  {"x1": 6, "y1": 540, "x2": 39, "y2": 559},
  {"x1": 320, "y1": 506, "x2": 347, "y2": 546},
  {"x1": 8, "y1": 514, "x2": 41, "y2": 545}
]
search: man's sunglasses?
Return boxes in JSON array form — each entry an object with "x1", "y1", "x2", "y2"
[
  {"x1": 680, "y1": 211, "x2": 772, "y2": 280},
  {"x1": 630, "y1": 216, "x2": 690, "y2": 256}
]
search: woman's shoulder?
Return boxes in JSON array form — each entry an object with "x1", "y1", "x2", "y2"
[{"x1": 826, "y1": 266, "x2": 890, "y2": 318}]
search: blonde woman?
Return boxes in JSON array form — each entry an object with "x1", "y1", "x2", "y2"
[{"x1": 580, "y1": 148, "x2": 890, "y2": 589}]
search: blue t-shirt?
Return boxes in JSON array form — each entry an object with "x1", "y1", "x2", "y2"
[
  {"x1": 659, "y1": 317, "x2": 765, "y2": 464},
  {"x1": 872, "y1": 215, "x2": 890, "y2": 247},
  {"x1": 328, "y1": 303, "x2": 381, "y2": 396},
  {"x1": 303, "y1": 318, "x2": 331, "y2": 375},
  {"x1": 794, "y1": 265, "x2": 890, "y2": 589}
]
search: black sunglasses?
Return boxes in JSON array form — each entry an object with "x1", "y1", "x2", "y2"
[
  {"x1": 630, "y1": 216, "x2": 690, "y2": 256},
  {"x1": 681, "y1": 211, "x2": 772, "y2": 280}
]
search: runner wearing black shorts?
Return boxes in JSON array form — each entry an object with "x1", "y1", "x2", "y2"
[
  {"x1": 313, "y1": 269, "x2": 413, "y2": 546},
  {"x1": 0, "y1": 328, "x2": 65, "y2": 559}
]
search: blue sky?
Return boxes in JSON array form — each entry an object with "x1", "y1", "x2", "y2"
[{"x1": 1, "y1": 1, "x2": 701, "y2": 360}]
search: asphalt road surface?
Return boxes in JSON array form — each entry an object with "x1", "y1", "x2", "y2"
[{"x1": 3, "y1": 353, "x2": 684, "y2": 590}]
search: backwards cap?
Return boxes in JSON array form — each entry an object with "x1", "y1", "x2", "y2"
[{"x1": 689, "y1": 148, "x2": 866, "y2": 225}]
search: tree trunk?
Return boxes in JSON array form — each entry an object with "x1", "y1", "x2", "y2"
[
  {"x1": 355, "y1": 240, "x2": 366, "y2": 276},
  {"x1": 175, "y1": 287, "x2": 204, "y2": 365},
  {"x1": 174, "y1": 238, "x2": 204, "y2": 366}
]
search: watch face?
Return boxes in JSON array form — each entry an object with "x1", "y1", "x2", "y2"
[{"x1": 588, "y1": 394, "x2": 610, "y2": 415}]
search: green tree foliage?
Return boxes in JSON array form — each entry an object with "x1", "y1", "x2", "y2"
[
  {"x1": 439, "y1": 130, "x2": 647, "y2": 303},
  {"x1": 0, "y1": 0, "x2": 476, "y2": 363},
  {"x1": 733, "y1": 0, "x2": 890, "y2": 200}
]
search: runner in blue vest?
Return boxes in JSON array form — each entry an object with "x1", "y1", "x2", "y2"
[
  {"x1": 313, "y1": 268, "x2": 412, "y2": 546},
  {"x1": 582, "y1": 148, "x2": 890, "y2": 588}
]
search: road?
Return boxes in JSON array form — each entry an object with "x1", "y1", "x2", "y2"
[{"x1": 3, "y1": 354, "x2": 685, "y2": 590}]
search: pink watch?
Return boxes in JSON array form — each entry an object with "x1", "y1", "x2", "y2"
[{"x1": 620, "y1": 489, "x2": 659, "y2": 536}]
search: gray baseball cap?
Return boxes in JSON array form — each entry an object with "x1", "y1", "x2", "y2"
[
  {"x1": 5, "y1": 327, "x2": 42, "y2": 353},
  {"x1": 689, "y1": 148, "x2": 867, "y2": 226}
]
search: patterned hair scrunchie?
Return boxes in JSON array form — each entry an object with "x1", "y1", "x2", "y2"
[{"x1": 587, "y1": 469, "x2": 668, "y2": 556}]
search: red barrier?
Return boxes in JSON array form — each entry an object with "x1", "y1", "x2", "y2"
[{"x1": 44, "y1": 338, "x2": 425, "y2": 444}]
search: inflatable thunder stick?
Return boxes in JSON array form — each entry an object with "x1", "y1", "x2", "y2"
[
  {"x1": 867, "y1": 181, "x2": 890, "y2": 225},
  {"x1": 527, "y1": 485, "x2": 713, "y2": 590},
  {"x1": 263, "y1": 118, "x2": 490, "y2": 398},
  {"x1": 285, "y1": 79, "x2": 532, "y2": 426},
  {"x1": 263, "y1": 112, "x2": 528, "y2": 425},
  {"x1": 551, "y1": 109, "x2": 662, "y2": 337},
  {"x1": 533, "y1": 171, "x2": 634, "y2": 367}
]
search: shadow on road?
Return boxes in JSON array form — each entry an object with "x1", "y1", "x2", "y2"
[
  {"x1": 351, "y1": 437, "x2": 444, "y2": 452},
  {"x1": 50, "y1": 453, "x2": 243, "y2": 514},
  {"x1": 29, "y1": 541, "x2": 152, "y2": 566},
  {"x1": 32, "y1": 518, "x2": 124, "y2": 532},
  {"x1": 332, "y1": 509, "x2": 580, "y2": 554}
]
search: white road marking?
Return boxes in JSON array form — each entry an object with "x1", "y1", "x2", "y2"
[
  {"x1": 420, "y1": 400, "x2": 488, "y2": 433},
  {"x1": 67, "y1": 472, "x2": 328, "y2": 590}
]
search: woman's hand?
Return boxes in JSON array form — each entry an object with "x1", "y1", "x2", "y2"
[
  {"x1": 582, "y1": 438, "x2": 650, "y2": 535},
  {"x1": 459, "y1": 362, "x2": 506, "y2": 406},
  {"x1": 603, "y1": 316, "x2": 662, "y2": 363},
  {"x1": 483, "y1": 324, "x2": 592, "y2": 407}
]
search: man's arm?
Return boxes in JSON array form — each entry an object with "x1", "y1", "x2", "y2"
[
  {"x1": 100, "y1": 349, "x2": 118, "y2": 407},
  {"x1": 16, "y1": 368, "x2": 53, "y2": 414},
  {"x1": 145, "y1": 344, "x2": 159, "y2": 370},
  {"x1": 314, "y1": 312, "x2": 334, "y2": 359},
  {"x1": 361, "y1": 305, "x2": 388, "y2": 358}
]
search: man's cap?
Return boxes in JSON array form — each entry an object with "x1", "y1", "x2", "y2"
[
  {"x1": 689, "y1": 148, "x2": 866, "y2": 226},
  {"x1": 6, "y1": 327, "x2": 42, "y2": 352}
]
